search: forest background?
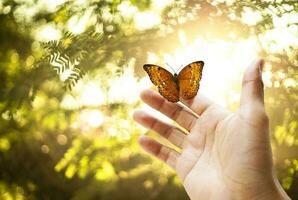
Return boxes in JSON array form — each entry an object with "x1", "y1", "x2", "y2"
[{"x1": 0, "y1": 0, "x2": 297, "y2": 199}]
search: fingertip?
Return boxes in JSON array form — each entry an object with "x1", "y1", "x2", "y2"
[
  {"x1": 132, "y1": 110, "x2": 138, "y2": 121},
  {"x1": 252, "y1": 58, "x2": 261, "y2": 69},
  {"x1": 259, "y1": 58, "x2": 264, "y2": 67},
  {"x1": 132, "y1": 110, "x2": 145, "y2": 122},
  {"x1": 138, "y1": 135, "x2": 157, "y2": 154},
  {"x1": 140, "y1": 89, "x2": 153, "y2": 100},
  {"x1": 256, "y1": 58, "x2": 265, "y2": 69},
  {"x1": 258, "y1": 58, "x2": 265, "y2": 73},
  {"x1": 244, "y1": 58, "x2": 263, "y2": 81},
  {"x1": 138, "y1": 135, "x2": 148, "y2": 144},
  {"x1": 240, "y1": 57, "x2": 265, "y2": 106}
]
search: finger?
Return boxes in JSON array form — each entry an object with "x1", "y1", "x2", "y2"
[
  {"x1": 140, "y1": 89, "x2": 197, "y2": 131},
  {"x1": 180, "y1": 93, "x2": 214, "y2": 116},
  {"x1": 240, "y1": 58, "x2": 265, "y2": 107},
  {"x1": 138, "y1": 135, "x2": 179, "y2": 169},
  {"x1": 133, "y1": 110, "x2": 187, "y2": 148}
]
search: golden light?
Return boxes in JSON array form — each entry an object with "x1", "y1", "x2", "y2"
[
  {"x1": 57, "y1": 134, "x2": 68, "y2": 145},
  {"x1": 41, "y1": 144, "x2": 50, "y2": 154},
  {"x1": 54, "y1": 1, "x2": 295, "y2": 136},
  {"x1": 133, "y1": 0, "x2": 174, "y2": 30},
  {"x1": 60, "y1": 94, "x2": 78, "y2": 110},
  {"x1": 78, "y1": 82, "x2": 105, "y2": 106},
  {"x1": 108, "y1": 65, "x2": 151, "y2": 104},
  {"x1": 60, "y1": 78, "x2": 106, "y2": 131},
  {"x1": 35, "y1": 24, "x2": 61, "y2": 41},
  {"x1": 241, "y1": 7, "x2": 263, "y2": 26},
  {"x1": 117, "y1": 1, "x2": 138, "y2": 18},
  {"x1": 138, "y1": 31, "x2": 262, "y2": 124},
  {"x1": 59, "y1": 69, "x2": 74, "y2": 82},
  {"x1": 146, "y1": 31, "x2": 260, "y2": 107},
  {"x1": 39, "y1": 0, "x2": 65, "y2": 12},
  {"x1": 67, "y1": 9, "x2": 94, "y2": 34},
  {"x1": 73, "y1": 82, "x2": 105, "y2": 131},
  {"x1": 106, "y1": 118, "x2": 131, "y2": 140},
  {"x1": 152, "y1": 0, "x2": 174, "y2": 10},
  {"x1": 78, "y1": 109, "x2": 104, "y2": 128},
  {"x1": 134, "y1": 11, "x2": 161, "y2": 30}
]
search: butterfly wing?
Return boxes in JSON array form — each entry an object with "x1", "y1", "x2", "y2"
[
  {"x1": 178, "y1": 61, "x2": 204, "y2": 100},
  {"x1": 143, "y1": 64, "x2": 179, "y2": 102}
]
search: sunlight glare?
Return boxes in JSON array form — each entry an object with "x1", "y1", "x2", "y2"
[
  {"x1": 133, "y1": 0, "x2": 173, "y2": 30},
  {"x1": 134, "y1": 12, "x2": 161, "y2": 30},
  {"x1": 117, "y1": 1, "x2": 138, "y2": 18},
  {"x1": 260, "y1": 27, "x2": 298, "y2": 53},
  {"x1": 147, "y1": 52, "x2": 160, "y2": 64},
  {"x1": 60, "y1": 80, "x2": 105, "y2": 111},
  {"x1": 108, "y1": 66, "x2": 151, "y2": 104},
  {"x1": 35, "y1": 24, "x2": 61, "y2": 41},
  {"x1": 38, "y1": 0, "x2": 65, "y2": 12},
  {"x1": 258, "y1": 13, "x2": 298, "y2": 53},
  {"x1": 78, "y1": 82, "x2": 105, "y2": 106},
  {"x1": 79, "y1": 110, "x2": 104, "y2": 128},
  {"x1": 241, "y1": 7, "x2": 263, "y2": 25},
  {"x1": 178, "y1": 29, "x2": 188, "y2": 45},
  {"x1": 152, "y1": 0, "x2": 174, "y2": 10},
  {"x1": 59, "y1": 69, "x2": 74, "y2": 81},
  {"x1": 67, "y1": 9, "x2": 94, "y2": 34},
  {"x1": 161, "y1": 37, "x2": 259, "y2": 106},
  {"x1": 60, "y1": 94, "x2": 78, "y2": 110}
]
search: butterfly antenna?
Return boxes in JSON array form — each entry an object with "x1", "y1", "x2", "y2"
[
  {"x1": 166, "y1": 63, "x2": 176, "y2": 73},
  {"x1": 177, "y1": 64, "x2": 184, "y2": 72}
]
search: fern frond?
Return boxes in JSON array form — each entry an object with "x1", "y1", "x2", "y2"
[{"x1": 41, "y1": 31, "x2": 104, "y2": 90}]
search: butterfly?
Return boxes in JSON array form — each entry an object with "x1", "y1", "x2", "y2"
[{"x1": 143, "y1": 61, "x2": 204, "y2": 103}]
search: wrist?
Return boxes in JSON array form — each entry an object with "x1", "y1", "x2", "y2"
[
  {"x1": 255, "y1": 174, "x2": 291, "y2": 200},
  {"x1": 231, "y1": 174, "x2": 291, "y2": 200},
  {"x1": 271, "y1": 175, "x2": 291, "y2": 200}
]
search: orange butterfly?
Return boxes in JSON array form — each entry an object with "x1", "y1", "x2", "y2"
[{"x1": 143, "y1": 61, "x2": 204, "y2": 102}]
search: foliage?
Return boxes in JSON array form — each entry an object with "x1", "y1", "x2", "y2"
[{"x1": 0, "y1": 0, "x2": 297, "y2": 199}]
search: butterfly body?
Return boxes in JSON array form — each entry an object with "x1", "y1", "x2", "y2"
[{"x1": 143, "y1": 61, "x2": 204, "y2": 103}]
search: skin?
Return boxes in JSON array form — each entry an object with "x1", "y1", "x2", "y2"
[{"x1": 133, "y1": 59, "x2": 291, "y2": 200}]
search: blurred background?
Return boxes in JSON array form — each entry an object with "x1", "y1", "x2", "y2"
[{"x1": 0, "y1": 0, "x2": 297, "y2": 199}]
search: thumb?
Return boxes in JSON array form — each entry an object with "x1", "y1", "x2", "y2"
[{"x1": 240, "y1": 58, "x2": 264, "y2": 107}]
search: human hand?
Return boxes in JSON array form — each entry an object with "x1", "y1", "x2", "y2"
[{"x1": 133, "y1": 59, "x2": 290, "y2": 200}]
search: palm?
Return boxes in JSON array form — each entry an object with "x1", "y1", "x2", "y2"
[
  {"x1": 176, "y1": 106, "x2": 233, "y2": 199},
  {"x1": 177, "y1": 105, "x2": 271, "y2": 199}
]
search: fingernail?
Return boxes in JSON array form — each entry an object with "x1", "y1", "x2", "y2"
[
  {"x1": 138, "y1": 135, "x2": 147, "y2": 143},
  {"x1": 133, "y1": 110, "x2": 146, "y2": 121},
  {"x1": 132, "y1": 111, "x2": 140, "y2": 120}
]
